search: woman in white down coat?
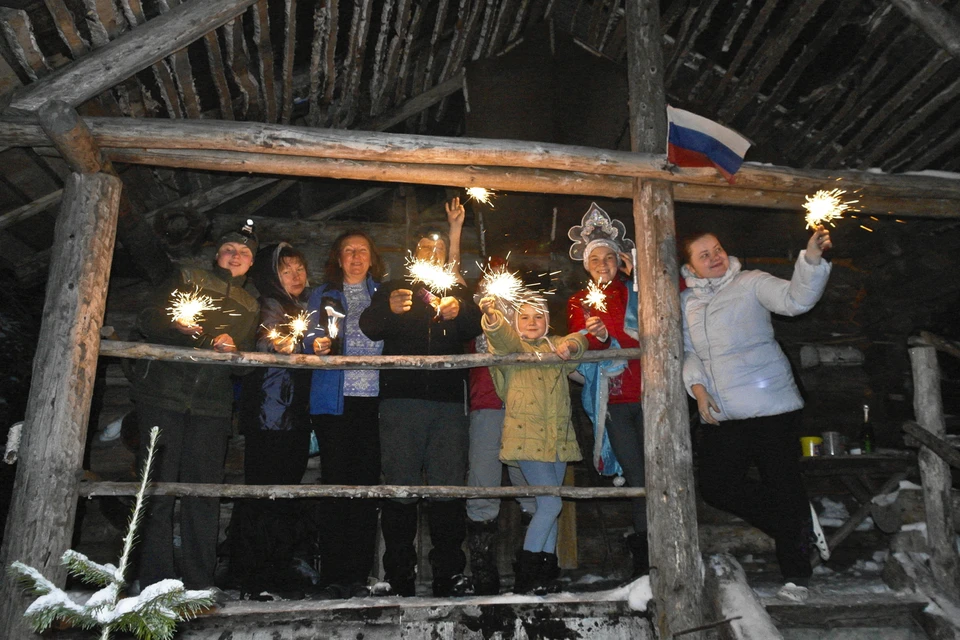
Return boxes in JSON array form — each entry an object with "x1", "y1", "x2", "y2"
[{"x1": 680, "y1": 225, "x2": 832, "y2": 590}]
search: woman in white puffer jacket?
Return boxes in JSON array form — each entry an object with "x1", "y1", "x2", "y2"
[{"x1": 680, "y1": 226, "x2": 832, "y2": 593}]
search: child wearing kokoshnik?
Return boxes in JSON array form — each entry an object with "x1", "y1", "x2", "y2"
[{"x1": 478, "y1": 295, "x2": 595, "y2": 594}]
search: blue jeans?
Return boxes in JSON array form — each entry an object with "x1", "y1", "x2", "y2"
[
  {"x1": 467, "y1": 408, "x2": 536, "y2": 522},
  {"x1": 517, "y1": 459, "x2": 566, "y2": 553}
]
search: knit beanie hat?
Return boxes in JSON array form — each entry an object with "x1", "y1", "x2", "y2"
[{"x1": 217, "y1": 218, "x2": 259, "y2": 255}]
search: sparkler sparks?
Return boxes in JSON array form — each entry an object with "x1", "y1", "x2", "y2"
[
  {"x1": 478, "y1": 265, "x2": 546, "y2": 315},
  {"x1": 465, "y1": 187, "x2": 496, "y2": 207},
  {"x1": 803, "y1": 188, "x2": 858, "y2": 230},
  {"x1": 406, "y1": 255, "x2": 459, "y2": 296},
  {"x1": 265, "y1": 310, "x2": 314, "y2": 344},
  {"x1": 167, "y1": 288, "x2": 217, "y2": 327},
  {"x1": 583, "y1": 280, "x2": 609, "y2": 313}
]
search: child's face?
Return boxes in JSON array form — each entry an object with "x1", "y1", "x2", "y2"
[{"x1": 517, "y1": 304, "x2": 547, "y2": 340}]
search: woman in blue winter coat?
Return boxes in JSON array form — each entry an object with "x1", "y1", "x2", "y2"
[
  {"x1": 304, "y1": 230, "x2": 385, "y2": 599},
  {"x1": 680, "y1": 225, "x2": 832, "y2": 601},
  {"x1": 232, "y1": 242, "x2": 314, "y2": 598}
]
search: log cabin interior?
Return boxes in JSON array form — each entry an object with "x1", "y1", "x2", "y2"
[{"x1": 0, "y1": 0, "x2": 958, "y2": 637}]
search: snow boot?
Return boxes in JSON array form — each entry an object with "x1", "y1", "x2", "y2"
[
  {"x1": 427, "y1": 500, "x2": 472, "y2": 597},
  {"x1": 380, "y1": 500, "x2": 419, "y2": 597},
  {"x1": 512, "y1": 550, "x2": 544, "y2": 594},
  {"x1": 467, "y1": 518, "x2": 500, "y2": 595},
  {"x1": 625, "y1": 532, "x2": 650, "y2": 578},
  {"x1": 532, "y1": 552, "x2": 561, "y2": 595}
]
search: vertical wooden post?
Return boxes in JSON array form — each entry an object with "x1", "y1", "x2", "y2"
[
  {"x1": 625, "y1": 0, "x2": 704, "y2": 637},
  {"x1": 0, "y1": 170, "x2": 122, "y2": 635},
  {"x1": 909, "y1": 346, "x2": 960, "y2": 600}
]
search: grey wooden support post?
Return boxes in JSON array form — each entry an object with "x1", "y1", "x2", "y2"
[
  {"x1": 37, "y1": 99, "x2": 172, "y2": 284},
  {"x1": 909, "y1": 345, "x2": 960, "y2": 601},
  {"x1": 0, "y1": 170, "x2": 122, "y2": 635},
  {"x1": 625, "y1": 0, "x2": 704, "y2": 637}
]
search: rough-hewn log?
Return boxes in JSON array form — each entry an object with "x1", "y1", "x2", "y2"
[
  {"x1": 891, "y1": 0, "x2": 960, "y2": 62},
  {"x1": 305, "y1": 186, "x2": 392, "y2": 221},
  {"x1": 44, "y1": 0, "x2": 90, "y2": 58},
  {"x1": 99, "y1": 339, "x2": 644, "y2": 369},
  {"x1": 918, "y1": 330, "x2": 960, "y2": 361},
  {"x1": 280, "y1": 0, "x2": 297, "y2": 124},
  {"x1": 252, "y1": 0, "x2": 277, "y2": 123},
  {"x1": 627, "y1": 0, "x2": 703, "y2": 637},
  {"x1": 902, "y1": 421, "x2": 960, "y2": 471},
  {"x1": 93, "y1": 147, "x2": 960, "y2": 218},
  {"x1": 5, "y1": 0, "x2": 258, "y2": 113},
  {"x1": 203, "y1": 30, "x2": 235, "y2": 121},
  {"x1": 144, "y1": 176, "x2": 277, "y2": 222},
  {"x1": 0, "y1": 187, "x2": 61, "y2": 231},
  {"x1": 37, "y1": 100, "x2": 105, "y2": 173},
  {"x1": 704, "y1": 554, "x2": 782, "y2": 640},
  {"x1": 363, "y1": 68, "x2": 464, "y2": 132},
  {"x1": 909, "y1": 346, "x2": 960, "y2": 600},
  {"x1": 0, "y1": 8, "x2": 52, "y2": 82},
  {"x1": 78, "y1": 482, "x2": 647, "y2": 500},
  {"x1": 0, "y1": 172, "x2": 122, "y2": 637}
]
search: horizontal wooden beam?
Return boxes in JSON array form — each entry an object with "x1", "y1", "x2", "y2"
[
  {"x1": 902, "y1": 420, "x2": 960, "y2": 470},
  {"x1": 2, "y1": 116, "x2": 960, "y2": 209},
  {"x1": 5, "y1": 0, "x2": 257, "y2": 113},
  {"x1": 77, "y1": 482, "x2": 647, "y2": 499},
  {"x1": 99, "y1": 339, "x2": 644, "y2": 369},
  {"x1": 100, "y1": 147, "x2": 960, "y2": 217}
]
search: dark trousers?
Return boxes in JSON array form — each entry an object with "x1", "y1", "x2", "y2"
[
  {"x1": 697, "y1": 410, "x2": 812, "y2": 581},
  {"x1": 230, "y1": 428, "x2": 312, "y2": 593},
  {"x1": 136, "y1": 405, "x2": 231, "y2": 589},
  {"x1": 379, "y1": 399, "x2": 469, "y2": 581},
  {"x1": 608, "y1": 402, "x2": 648, "y2": 533},
  {"x1": 313, "y1": 396, "x2": 381, "y2": 585}
]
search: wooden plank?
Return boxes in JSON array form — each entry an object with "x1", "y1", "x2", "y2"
[
  {"x1": 902, "y1": 421, "x2": 960, "y2": 471},
  {"x1": 719, "y1": 0, "x2": 829, "y2": 123},
  {"x1": 151, "y1": 0, "x2": 203, "y2": 120},
  {"x1": 43, "y1": 0, "x2": 89, "y2": 58},
  {"x1": 829, "y1": 51, "x2": 954, "y2": 169},
  {"x1": 229, "y1": 178, "x2": 296, "y2": 219},
  {"x1": 252, "y1": 0, "x2": 278, "y2": 123},
  {"x1": 909, "y1": 346, "x2": 960, "y2": 599},
  {"x1": 0, "y1": 188, "x2": 62, "y2": 232},
  {"x1": 0, "y1": 46, "x2": 23, "y2": 100},
  {"x1": 486, "y1": 0, "x2": 517, "y2": 56},
  {"x1": 0, "y1": 8, "x2": 52, "y2": 82},
  {"x1": 336, "y1": 0, "x2": 374, "y2": 127},
  {"x1": 374, "y1": 0, "x2": 414, "y2": 116},
  {"x1": 369, "y1": 0, "x2": 398, "y2": 115},
  {"x1": 0, "y1": 171, "x2": 122, "y2": 637},
  {"x1": 706, "y1": 0, "x2": 778, "y2": 113},
  {"x1": 391, "y1": 2, "x2": 423, "y2": 105},
  {"x1": 307, "y1": 0, "x2": 333, "y2": 126},
  {"x1": 145, "y1": 176, "x2": 277, "y2": 222},
  {"x1": 902, "y1": 102, "x2": 960, "y2": 170},
  {"x1": 626, "y1": 0, "x2": 702, "y2": 637},
  {"x1": 224, "y1": 14, "x2": 262, "y2": 120},
  {"x1": 6, "y1": 0, "x2": 258, "y2": 113},
  {"x1": 304, "y1": 185, "x2": 392, "y2": 221},
  {"x1": 365, "y1": 68, "x2": 464, "y2": 132},
  {"x1": 665, "y1": 0, "x2": 721, "y2": 87},
  {"x1": 746, "y1": 0, "x2": 861, "y2": 132},
  {"x1": 280, "y1": 0, "x2": 296, "y2": 124},
  {"x1": 204, "y1": 30, "x2": 235, "y2": 120},
  {"x1": 891, "y1": 0, "x2": 960, "y2": 62}
]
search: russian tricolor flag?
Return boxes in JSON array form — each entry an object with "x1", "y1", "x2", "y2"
[{"x1": 667, "y1": 105, "x2": 752, "y2": 183}]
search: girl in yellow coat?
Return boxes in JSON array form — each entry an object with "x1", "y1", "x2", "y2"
[{"x1": 479, "y1": 296, "x2": 596, "y2": 593}]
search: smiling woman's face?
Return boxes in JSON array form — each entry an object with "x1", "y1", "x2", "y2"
[
  {"x1": 586, "y1": 246, "x2": 619, "y2": 284},
  {"x1": 686, "y1": 234, "x2": 729, "y2": 279}
]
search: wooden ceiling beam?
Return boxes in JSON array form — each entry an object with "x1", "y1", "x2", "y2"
[
  {"x1": 5, "y1": 0, "x2": 257, "y2": 114},
  {"x1": 705, "y1": 0, "x2": 778, "y2": 113},
  {"x1": 718, "y1": 0, "x2": 829, "y2": 124},
  {"x1": 43, "y1": 0, "x2": 89, "y2": 59},
  {"x1": 891, "y1": 0, "x2": 960, "y2": 62},
  {"x1": 280, "y1": 0, "x2": 296, "y2": 124},
  {"x1": 0, "y1": 188, "x2": 61, "y2": 232},
  {"x1": 336, "y1": 0, "x2": 374, "y2": 127},
  {"x1": 252, "y1": 0, "x2": 278, "y2": 123},
  {"x1": 391, "y1": 2, "x2": 424, "y2": 106},
  {"x1": 307, "y1": 0, "x2": 336, "y2": 126}
]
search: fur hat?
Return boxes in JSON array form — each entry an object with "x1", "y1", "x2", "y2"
[
  {"x1": 568, "y1": 203, "x2": 634, "y2": 266},
  {"x1": 217, "y1": 218, "x2": 259, "y2": 256}
]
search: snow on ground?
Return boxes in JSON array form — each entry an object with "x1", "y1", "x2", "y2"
[{"x1": 815, "y1": 496, "x2": 874, "y2": 530}]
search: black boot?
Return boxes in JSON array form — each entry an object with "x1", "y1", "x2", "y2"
[
  {"x1": 467, "y1": 519, "x2": 500, "y2": 596},
  {"x1": 626, "y1": 532, "x2": 650, "y2": 578},
  {"x1": 427, "y1": 500, "x2": 473, "y2": 597},
  {"x1": 512, "y1": 550, "x2": 541, "y2": 594},
  {"x1": 379, "y1": 500, "x2": 419, "y2": 597},
  {"x1": 532, "y1": 552, "x2": 561, "y2": 595}
]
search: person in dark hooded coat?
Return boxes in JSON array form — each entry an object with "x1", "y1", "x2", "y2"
[{"x1": 230, "y1": 242, "x2": 315, "y2": 598}]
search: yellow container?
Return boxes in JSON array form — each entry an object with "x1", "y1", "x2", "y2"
[{"x1": 800, "y1": 436, "x2": 823, "y2": 457}]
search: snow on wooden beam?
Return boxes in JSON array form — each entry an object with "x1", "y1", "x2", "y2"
[
  {"x1": 704, "y1": 554, "x2": 783, "y2": 640},
  {"x1": 5, "y1": 0, "x2": 258, "y2": 113}
]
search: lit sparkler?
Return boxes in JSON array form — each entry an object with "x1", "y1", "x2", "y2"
[
  {"x1": 167, "y1": 287, "x2": 217, "y2": 327},
  {"x1": 465, "y1": 187, "x2": 496, "y2": 207},
  {"x1": 264, "y1": 310, "x2": 314, "y2": 345},
  {"x1": 406, "y1": 255, "x2": 459, "y2": 296},
  {"x1": 479, "y1": 264, "x2": 545, "y2": 315},
  {"x1": 803, "y1": 188, "x2": 858, "y2": 230},
  {"x1": 583, "y1": 279, "x2": 609, "y2": 314},
  {"x1": 324, "y1": 306, "x2": 345, "y2": 340}
]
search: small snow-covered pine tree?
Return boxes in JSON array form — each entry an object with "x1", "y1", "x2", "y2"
[{"x1": 9, "y1": 427, "x2": 215, "y2": 640}]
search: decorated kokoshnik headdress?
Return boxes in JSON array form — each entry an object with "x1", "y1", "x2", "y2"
[{"x1": 568, "y1": 202, "x2": 635, "y2": 265}]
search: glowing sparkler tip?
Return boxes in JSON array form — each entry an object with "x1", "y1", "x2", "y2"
[
  {"x1": 584, "y1": 280, "x2": 609, "y2": 313},
  {"x1": 406, "y1": 255, "x2": 458, "y2": 295},
  {"x1": 465, "y1": 187, "x2": 496, "y2": 207},
  {"x1": 803, "y1": 188, "x2": 857, "y2": 230},
  {"x1": 167, "y1": 287, "x2": 218, "y2": 326}
]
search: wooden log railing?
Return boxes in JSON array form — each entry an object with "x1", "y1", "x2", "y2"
[
  {"x1": 902, "y1": 420, "x2": 960, "y2": 470},
  {"x1": 78, "y1": 483, "x2": 647, "y2": 500},
  {"x1": 98, "y1": 339, "x2": 644, "y2": 370}
]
